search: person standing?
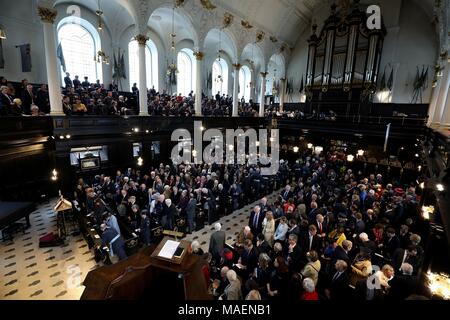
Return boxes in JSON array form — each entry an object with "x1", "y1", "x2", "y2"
[
  {"x1": 100, "y1": 224, "x2": 127, "y2": 261},
  {"x1": 209, "y1": 223, "x2": 226, "y2": 264}
]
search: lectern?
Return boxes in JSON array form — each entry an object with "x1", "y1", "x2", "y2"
[
  {"x1": 81, "y1": 237, "x2": 212, "y2": 300},
  {"x1": 53, "y1": 196, "x2": 72, "y2": 239}
]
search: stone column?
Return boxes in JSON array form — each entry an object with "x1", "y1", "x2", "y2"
[
  {"x1": 194, "y1": 51, "x2": 204, "y2": 116},
  {"x1": 436, "y1": 62, "x2": 450, "y2": 125},
  {"x1": 135, "y1": 34, "x2": 149, "y2": 116},
  {"x1": 259, "y1": 72, "x2": 268, "y2": 117},
  {"x1": 232, "y1": 63, "x2": 241, "y2": 117},
  {"x1": 279, "y1": 78, "x2": 286, "y2": 112},
  {"x1": 38, "y1": 6, "x2": 63, "y2": 115}
]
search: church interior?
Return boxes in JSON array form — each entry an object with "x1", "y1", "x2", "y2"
[{"x1": 0, "y1": 0, "x2": 450, "y2": 303}]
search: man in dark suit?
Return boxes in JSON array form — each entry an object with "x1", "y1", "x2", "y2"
[
  {"x1": 238, "y1": 239, "x2": 258, "y2": 279},
  {"x1": 280, "y1": 185, "x2": 293, "y2": 202},
  {"x1": 331, "y1": 240, "x2": 352, "y2": 266},
  {"x1": 73, "y1": 75, "x2": 81, "y2": 89},
  {"x1": 100, "y1": 224, "x2": 127, "y2": 261},
  {"x1": 382, "y1": 227, "x2": 401, "y2": 259},
  {"x1": 300, "y1": 225, "x2": 322, "y2": 257},
  {"x1": 255, "y1": 233, "x2": 271, "y2": 255},
  {"x1": 387, "y1": 263, "x2": 422, "y2": 300},
  {"x1": 0, "y1": 85, "x2": 14, "y2": 115},
  {"x1": 36, "y1": 84, "x2": 50, "y2": 114},
  {"x1": 209, "y1": 222, "x2": 226, "y2": 264},
  {"x1": 314, "y1": 213, "x2": 328, "y2": 238},
  {"x1": 354, "y1": 212, "x2": 366, "y2": 235},
  {"x1": 248, "y1": 205, "x2": 265, "y2": 237},
  {"x1": 326, "y1": 259, "x2": 350, "y2": 300},
  {"x1": 285, "y1": 219, "x2": 300, "y2": 243},
  {"x1": 285, "y1": 234, "x2": 303, "y2": 273},
  {"x1": 21, "y1": 84, "x2": 35, "y2": 115},
  {"x1": 186, "y1": 193, "x2": 197, "y2": 234},
  {"x1": 392, "y1": 245, "x2": 419, "y2": 274},
  {"x1": 64, "y1": 72, "x2": 73, "y2": 88}
]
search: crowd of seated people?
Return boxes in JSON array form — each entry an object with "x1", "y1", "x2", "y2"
[
  {"x1": 73, "y1": 160, "x2": 291, "y2": 261},
  {"x1": 203, "y1": 149, "x2": 430, "y2": 301},
  {"x1": 1, "y1": 74, "x2": 259, "y2": 117}
]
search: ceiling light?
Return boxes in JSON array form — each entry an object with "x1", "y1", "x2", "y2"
[
  {"x1": 357, "y1": 149, "x2": 364, "y2": 156},
  {"x1": 59, "y1": 135, "x2": 64, "y2": 140},
  {"x1": 436, "y1": 184, "x2": 445, "y2": 192},
  {"x1": 134, "y1": 128, "x2": 139, "y2": 133},
  {"x1": 65, "y1": 134, "x2": 71, "y2": 139},
  {"x1": 293, "y1": 146, "x2": 299, "y2": 153},
  {"x1": 347, "y1": 154, "x2": 355, "y2": 162},
  {"x1": 307, "y1": 143, "x2": 313, "y2": 149}
]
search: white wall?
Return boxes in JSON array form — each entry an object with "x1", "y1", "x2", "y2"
[{"x1": 286, "y1": 0, "x2": 439, "y2": 104}]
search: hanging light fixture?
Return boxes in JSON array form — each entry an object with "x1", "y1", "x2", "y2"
[
  {"x1": 167, "y1": 5, "x2": 178, "y2": 76},
  {"x1": 94, "y1": 0, "x2": 110, "y2": 65}
]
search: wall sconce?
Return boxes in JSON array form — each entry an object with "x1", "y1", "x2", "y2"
[
  {"x1": 436, "y1": 184, "x2": 445, "y2": 192},
  {"x1": 137, "y1": 157, "x2": 143, "y2": 166},
  {"x1": 347, "y1": 154, "x2": 355, "y2": 162},
  {"x1": 421, "y1": 205, "x2": 434, "y2": 220},
  {"x1": 357, "y1": 149, "x2": 365, "y2": 157},
  {"x1": 314, "y1": 146, "x2": 323, "y2": 154},
  {"x1": 0, "y1": 25, "x2": 6, "y2": 40},
  {"x1": 51, "y1": 169, "x2": 58, "y2": 181},
  {"x1": 307, "y1": 143, "x2": 313, "y2": 149},
  {"x1": 293, "y1": 146, "x2": 299, "y2": 153}
]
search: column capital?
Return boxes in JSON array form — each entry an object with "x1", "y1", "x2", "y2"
[
  {"x1": 232, "y1": 63, "x2": 242, "y2": 70},
  {"x1": 135, "y1": 34, "x2": 149, "y2": 45},
  {"x1": 260, "y1": 72, "x2": 268, "y2": 78},
  {"x1": 37, "y1": 6, "x2": 57, "y2": 24},
  {"x1": 194, "y1": 51, "x2": 204, "y2": 60}
]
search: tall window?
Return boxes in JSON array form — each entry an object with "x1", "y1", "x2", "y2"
[
  {"x1": 177, "y1": 49, "x2": 196, "y2": 96},
  {"x1": 128, "y1": 39, "x2": 159, "y2": 91},
  {"x1": 58, "y1": 23, "x2": 101, "y2": 84},
  {"x1": 239, "y1": 66, "x2": 251, "y2": 102},
  {"x1": 212, "y1": 58, "x2": 228, "y2": 96}
]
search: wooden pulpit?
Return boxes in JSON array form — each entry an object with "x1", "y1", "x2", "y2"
[{"x1": 81, "y1": 237, "x2": 212, "y2": 300}]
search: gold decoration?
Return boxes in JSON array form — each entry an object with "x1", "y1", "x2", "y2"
[
  {"x1": 200, "y1": 0, "x2": 216, "y2": 10},
  {"x1": 37, "y1": 6, "x2": 57, "y2": 24},
  {"x1": 194, "y1": 51, "x2": 204, "y2": 60},
  {"x1": 256, "y1": 30, "x2": 265, "y2": 43},
  {"x1": 279, "y1": 43, "x2": 288, "y2": 53},
  {"x1": 175, "y1": 0, "x2": 186, "y2": 7},
  {"x1": 241, "y1": 20, "x2": 253, "y2": 29},
  {"x1": 270, "y1": 36, "x2": 278, "y2": 43},
  {"x1": 232, "y1": 63, "x2": 242, "y2": 70},
  {"x1": 223, "y1": 12, "x2": 233, "y2": 28},
  {"x1": 135, "y1": 34, "x2": 149, "y2": 45}
]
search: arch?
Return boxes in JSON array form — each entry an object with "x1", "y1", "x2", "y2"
[
  {"x1": 148, "y1": 5, "x2": 199, "y2": 49},
  {"x1": 177, "y1": 48, "x2": 196, "y2": 96},
  {"x1": 266, "y1": 53, "x2": 286, "y2": 97},
  {"x1": 241, "y1": 43, "x2": 266, "y2": 72},
  {"x1": 239, "y1": 65, "x2": 252, "y2": 103},
  {"x1": 204, "y1": 28, "x2": 238, "y2": 63},
  {"x1": 212, "y1": 58, "x2": 229, "y2": 96},
  {"x1": 128, "y1": 38, "x2": 159, "y2": 92},
  {"x1": 57, "y1": 17, "x2": 103, "y2": 84}
]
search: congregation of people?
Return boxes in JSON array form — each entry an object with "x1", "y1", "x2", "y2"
[
  {"x1": 201, "y1": 152, "x2": 430, "y2": 301},
  {"x1": 0, "y1": 74, "x2": 259, "y2": 117},
  {"x1": 71, "y1": 143, "x2": 430, "y2": 301}
]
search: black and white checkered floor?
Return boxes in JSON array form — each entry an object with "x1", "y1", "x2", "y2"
[{"x1": 0, "y1": 192, "x2": 278, "y2": 300}]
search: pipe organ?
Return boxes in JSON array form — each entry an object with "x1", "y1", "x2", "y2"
[{"x1": 305, "y1": 0, "x2": 386, "y2": 106}]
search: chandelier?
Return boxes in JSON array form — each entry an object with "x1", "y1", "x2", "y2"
[{"x1": 94, "y1": 0, "x2": 109, "y2": 65}]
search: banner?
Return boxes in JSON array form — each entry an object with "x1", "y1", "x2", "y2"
[
  {"x1": 17, "y1": 44, "x2": 31, "y2": 72},
  {"x1": 57, "y1": 42, "x2": 66, "y2": 72}
]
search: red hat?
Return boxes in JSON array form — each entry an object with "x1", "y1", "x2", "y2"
[{"x1": 222, "y1": 248, "x2": 233, "y2": 261}]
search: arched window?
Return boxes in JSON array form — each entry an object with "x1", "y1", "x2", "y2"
[
  {"x1": 58, "y1": 23, "x2": 102, "y2": 84},
  {"x1": 239, "y1": 65, "x2": 251, "y2": 103},
  {"x1": 177, "y1": 49, "x2": 196, "y2": 96},
  {"x1": 212, "y1": 58, "x2": 228, "y2": 96},
  {"x1": 128, "y1": 39, "x2": 159, "y2": 92}
]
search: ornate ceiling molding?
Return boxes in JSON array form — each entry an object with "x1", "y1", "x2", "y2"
[
  {"x1": 223, "y1": 12, "x2": 233, "y2": 28},
  {"x1": 199, "y1": 0, "x2": 216, "y2": 10}
]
